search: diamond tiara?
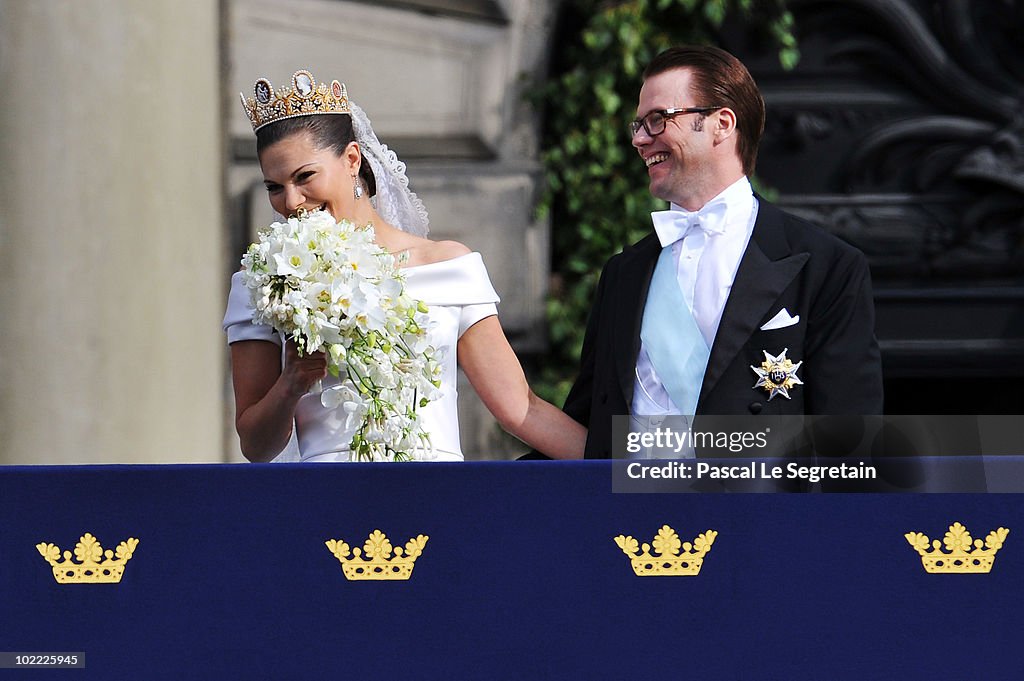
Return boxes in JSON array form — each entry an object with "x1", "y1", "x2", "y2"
[{"x1": 240, "y1": 69, "x2": 350, "y2": 132}]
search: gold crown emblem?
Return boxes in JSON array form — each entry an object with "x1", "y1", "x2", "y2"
[
  {"x1": 36, "y1": 533, "x2": 139, "y2": 584},
  {"x1": 614, "y1": 525, "x2": 718, "y2": 576},
  {"x1": 905, "y1": 522, "x2": 1009, "y2": 573},
  {"x1": 240, "y1": 69, "x2": 350, "y2": 132},
  {"x1": 325, "y1": 530, "x2": 428, "y2": 581}
]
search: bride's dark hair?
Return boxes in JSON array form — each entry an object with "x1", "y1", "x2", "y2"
[{"x1": 256, "y1": 114, "x2": 377, "y2": 197}]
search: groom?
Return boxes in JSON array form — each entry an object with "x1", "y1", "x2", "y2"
[{"x1": 562, "y1": 45, "x2": 883, "y2": 458}]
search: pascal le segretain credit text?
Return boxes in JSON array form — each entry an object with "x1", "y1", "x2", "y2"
[{"x1": 626, "y1": 461, "x2": 877, "y2": 484}]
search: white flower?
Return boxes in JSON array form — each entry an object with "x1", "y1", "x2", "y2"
[
  {"x1": 361, "y1": 304, "x2": 388, "y2": 333},
  {"x1": 377, "y1": 276, "x2": 403, "y2": 301},
  {"x1": 273, "y1": 240, "x2": 315, "y2": 277}
]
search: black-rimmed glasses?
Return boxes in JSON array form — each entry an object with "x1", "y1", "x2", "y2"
[{"x1": 628, "y1": 107, "x2": 722, "y2": 137}]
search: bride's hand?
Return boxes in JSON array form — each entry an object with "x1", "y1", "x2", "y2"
[{"x1": 281, "y1": 340, "x2": 327, "y2": 396}]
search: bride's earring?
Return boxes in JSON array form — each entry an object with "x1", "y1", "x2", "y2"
[{"x1": 352, "y1": 175, "x2": 363, "y2": 200}]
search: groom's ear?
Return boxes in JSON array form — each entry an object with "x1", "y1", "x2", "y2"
[{"x1": 712, "y1": 107, "x2": 737, "y2": 145}]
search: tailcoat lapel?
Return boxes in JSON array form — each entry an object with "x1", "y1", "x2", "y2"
[
  {"x1": 614, "y1": 235, "x2": 661, "y2": 409},
  {"x1": 697, "y1": 201, "x2": 809, "y2": 408}
]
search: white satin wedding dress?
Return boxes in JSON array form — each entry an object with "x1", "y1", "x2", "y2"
[{"x1": 223, "y1": 252, "x2": 499, "y2": 462}]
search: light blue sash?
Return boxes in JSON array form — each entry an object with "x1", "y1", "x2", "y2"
[{"x1": 639, "y1": 246, "x2": 710, "y2": 415}]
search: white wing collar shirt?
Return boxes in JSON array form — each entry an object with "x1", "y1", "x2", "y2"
[{"x1": 632, "y1": 176, "x2": 759, "y2": 416}]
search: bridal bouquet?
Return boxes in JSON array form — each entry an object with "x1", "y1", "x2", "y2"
[{"x1": 240, "y1": 209, "x2": 442, "y2": 461}]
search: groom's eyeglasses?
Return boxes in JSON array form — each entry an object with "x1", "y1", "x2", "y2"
[{"x1": 628, "y1": 107, "x2": 722, "y2": 138}]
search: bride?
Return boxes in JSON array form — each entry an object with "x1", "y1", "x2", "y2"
[{"x1": 223, "y1": 70, "x2": 585, "y2": 462}]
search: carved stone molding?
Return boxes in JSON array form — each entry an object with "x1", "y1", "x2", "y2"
[
  {"x1": 755, "y1": 0, "x2": 1024, "y2": 280},
  {"x1": 228, "y1": 0, "x2": 507, "y2": 151}
]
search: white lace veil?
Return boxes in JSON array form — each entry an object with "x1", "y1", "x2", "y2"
[{"x1": 349, "y1": 101, "x2": 430, "y2": 237}]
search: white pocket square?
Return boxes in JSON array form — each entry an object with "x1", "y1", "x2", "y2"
[{"x1": 760, "y1": 308, "x2": 800, "y2": 331}]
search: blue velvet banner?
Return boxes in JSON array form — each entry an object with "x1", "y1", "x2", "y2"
[{"x1": 1, "y1": 461, "x2": 1020, "y2": 679}]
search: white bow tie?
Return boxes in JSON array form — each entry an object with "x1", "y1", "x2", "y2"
[{"x1": 651, "y1": 199, "x2": 729, "y2": 247}]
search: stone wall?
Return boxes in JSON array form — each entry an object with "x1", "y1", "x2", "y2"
[{"x1": 0, "y1": 1, "x2": 225, "y2": 463}]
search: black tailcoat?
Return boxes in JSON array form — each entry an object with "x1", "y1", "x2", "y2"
[{"x1": 561, "y1": 199, "x2": 884, "y2": 458}]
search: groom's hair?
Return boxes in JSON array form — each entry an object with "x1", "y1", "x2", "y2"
[
  {"x1": 643, "y1": 46, "x2": 765, "y2": 176},
  {"x1": 256, "y1": 114, "x2": 377, "y2": 197}
]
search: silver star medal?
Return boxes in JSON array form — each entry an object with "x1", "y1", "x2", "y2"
[{"x1": 751, "y1": 348, "x2": 803, "y2": 400}]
